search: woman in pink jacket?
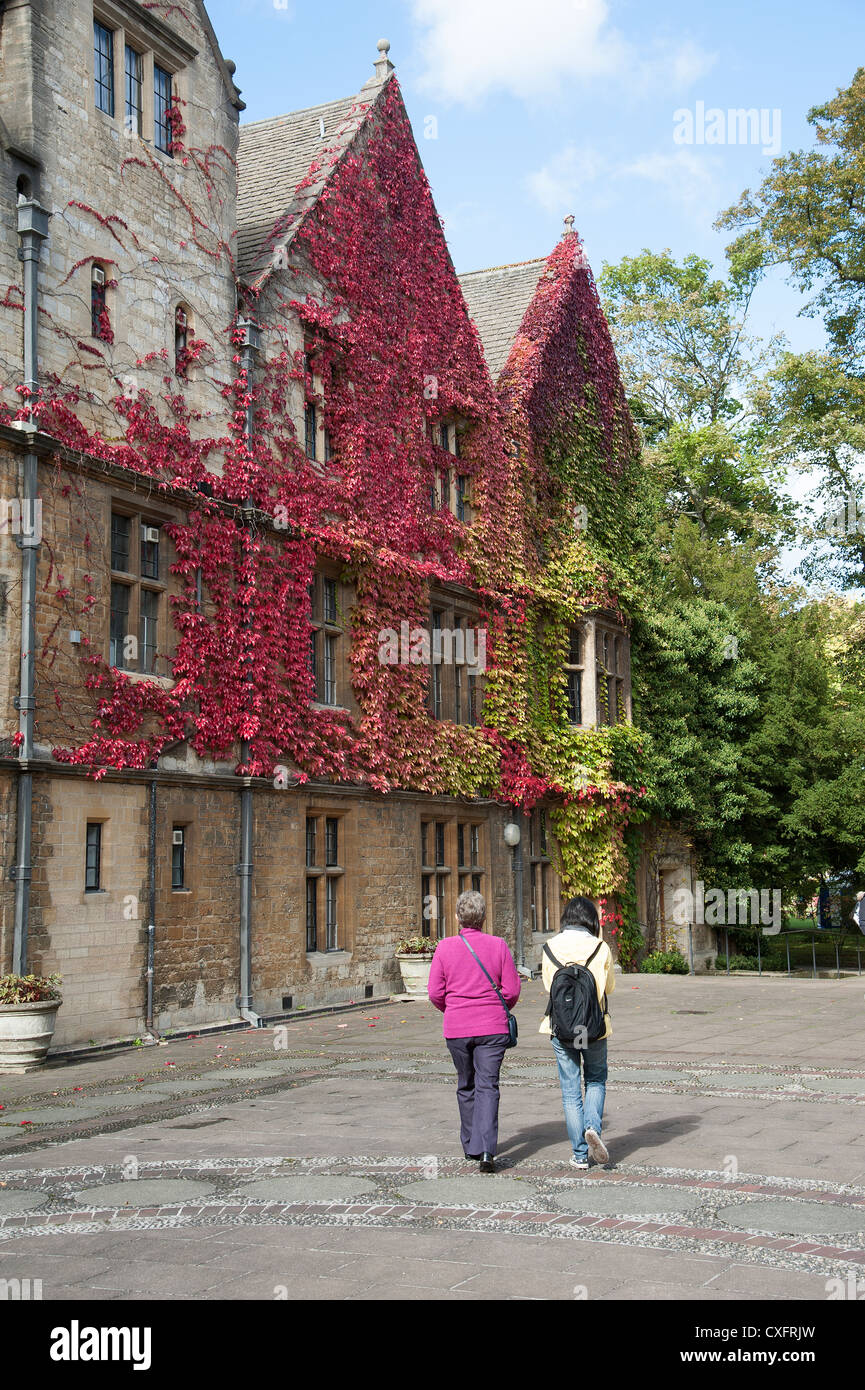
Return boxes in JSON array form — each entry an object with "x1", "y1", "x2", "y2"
[{"x1": 428, "y1": 890, "x2": 521, "y2": 1173}]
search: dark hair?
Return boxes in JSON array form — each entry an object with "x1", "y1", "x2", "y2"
[{"x1": 560, "y1": 895, "x2": 600, "y2": 935}]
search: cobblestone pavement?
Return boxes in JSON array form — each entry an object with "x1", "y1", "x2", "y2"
[{"x1": 1, "y1": 974, "x2": 864, "y2": 1300}]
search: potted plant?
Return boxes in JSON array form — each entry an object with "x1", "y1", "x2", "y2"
[
  {"x1": 395, "y1": 937, "x2": 438, "y2": 997},
  {"x1": 0, "y1": 973, "x2": 63, "y2": 1073}
]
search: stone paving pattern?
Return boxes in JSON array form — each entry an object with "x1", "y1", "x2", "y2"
[{"x1": 0, "y1": 974, "x2": 864, "y2": 1300}]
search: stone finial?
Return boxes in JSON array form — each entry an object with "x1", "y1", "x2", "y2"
[
  {"x1": 563, "y1": 214, "x2": 575, "y2": 236},
  {"x1": 374, "y1": 38, "x2": 394, "y2": 80}
]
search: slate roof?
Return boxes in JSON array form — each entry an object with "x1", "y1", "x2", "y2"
[
  {"x1": 457, "y1": 259, "x2": 547, "y2": 380},
  {"x1": 237, "y1": 92, "x2": 377, "y2": 279}
]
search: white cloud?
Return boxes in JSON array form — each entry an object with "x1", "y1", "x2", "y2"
[
  {"x1": 526, "y1": 144, "x2": 607, "y2": 215},
  {"x1": 622, "y1": 148, "x2": 716, "y2": 198},
  {"x1": 527, "y1": 144, "x2": 720, "y2": 219},
  {"x1": 408, "y1": 0, "x2": 713, "y2": 105}
]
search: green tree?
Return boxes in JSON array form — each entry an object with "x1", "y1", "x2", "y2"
[
  {"x1": 719, "y1": 69, "x2": 865, "y2": 585},
  {"x1": 718, "y1": 69, "x2": 865, "y2": 360},
  {"x1": 600, "y1": 250, "x2": 789, "y2": 547}
]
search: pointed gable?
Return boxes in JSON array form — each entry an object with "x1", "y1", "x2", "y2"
[
  {"x1": 464, "y1": 231, "x2": 638, "y2": 474},
  {"x1": 237, "y1": 93, "x2": 377, "y2": 280},
  {"x1": 458, "y1": 259, "x2": 546, "y2": 381},
  {"x1": 236, "y1": 43, "x2": 398, "y2": 284}
]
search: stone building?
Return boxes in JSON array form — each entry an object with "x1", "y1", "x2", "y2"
[{"x1": 0, "y1": 4, "x2": 673, "y2": 1054}]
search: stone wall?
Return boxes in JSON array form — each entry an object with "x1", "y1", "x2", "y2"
[
  {"x1": 0, "y1": 761, "x2": 527, "y2": 1046},
  {"x1": 0, "y1": 0, "x2": 240, "y2": 440}
]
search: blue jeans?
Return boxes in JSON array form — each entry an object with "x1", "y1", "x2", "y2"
[{"x1": 551, "y1": 1036, "x2": 608, "y2": 1162}]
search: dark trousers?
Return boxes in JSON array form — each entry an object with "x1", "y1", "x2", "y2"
[{"x1": 446, "y1": 1034, "x2": 509, "y2": 1156}]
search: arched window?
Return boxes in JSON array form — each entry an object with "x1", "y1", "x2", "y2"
[
  {"x1": 175, "y1": 304, "x2": 192, "y2": 376},
  {"x1": 91, "y1": 263, "x2": 112, "y2": 342}
]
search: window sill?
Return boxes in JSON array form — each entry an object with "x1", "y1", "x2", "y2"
[
  {"x1": 109, "y1": 668, "x2": 175, "y2": 691},
  {"x1": 306, "y1": 950, "x2": 351, "y2": 963}
]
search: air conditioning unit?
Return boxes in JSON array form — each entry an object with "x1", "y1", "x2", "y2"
[
  {"x1": 172, "y1": 828, "x2": 184, "y2": 845},
  {"x1": 92, "y1": 265, "x2": 105, "y2": 286},
  {"x1": 143, "y1": 526, "x2": 160, "y2": 544}
]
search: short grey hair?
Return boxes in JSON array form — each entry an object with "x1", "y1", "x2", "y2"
[{"x1": 456, "y1": 890, "x2": 486, "y2": 928}]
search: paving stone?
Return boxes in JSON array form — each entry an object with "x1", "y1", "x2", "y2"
[
  {"x1": 70, "y1": 1178, "x2": 219, "y2": 1208},
  {"x1": 702, "y1": 1263, "x2": 836, "y2": 1296},
  {"x1": 131, "y1": 1077, "x2": 243, "y2": 1096},
  {"x1": 0, "y1": 1100, "x2": 128, "y2": 1124},
  {"x1": 693, "y1": 1072, "x2": 795, "y2": 1090},
  {"x1": 2, "y1": 977, "x2": 864, "y2": 1304},
  {"x1": 0, "y1": 1187, "x2": 51, "y2": 1214},
  {"x1": 798, "y1": 1077, "x2": 865, "y2": 1095},
  {"x1": 717, "y1": 1197, "x2": 865, "y2": 1237},
  {"x1": 226, "y1": 1175, "x2": 381, "y2": 1203},
  {"x1": 552, "y1": 1182, "x2": 705, "y2": 1217},
  {"x1": 395, "y1": 1175, "x2": 541, "y2": 1206}
]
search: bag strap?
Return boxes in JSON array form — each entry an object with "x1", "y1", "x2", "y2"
[
  {"x1": 585, "y1": 940, "x2": 603, "y2": 968},
  {"x1": 543, "y1": 942, "x2": 563, "y2": 969},
  {"x1": 545, "y1": 938, "x2": 603, "y2": 970},
  {"x1": 459, "y1": 933, "x2": 511, "y2": 1025}
]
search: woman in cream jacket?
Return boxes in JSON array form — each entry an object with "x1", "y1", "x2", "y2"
[{"x1": 540, "y1": 895, "x2": 616, "y2": 1168}]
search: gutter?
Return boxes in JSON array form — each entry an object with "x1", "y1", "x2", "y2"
[
  {"x1": 237, "y1": 318, "x2": 262, "y2": 1027},
  {"x1": 145, "y1": 770, "x2": 159, "y2": 1037},
  {"x1": 10, "y1": 195, "x2": 50, "y2": 976}
]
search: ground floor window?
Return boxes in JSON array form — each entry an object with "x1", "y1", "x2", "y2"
[
  {"x1": 305, "y1": 813, "x2": 344, "y2": 951},
  {"x1": 421, "y1": 815, "x2": 487, "y2": 938},
  {"x1": 529, "y1": 809, "x2": 557, "y2": 933}
]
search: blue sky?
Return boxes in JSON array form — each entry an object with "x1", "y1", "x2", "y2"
[{"x1": 207, "y1": 0, "x2": 865, "y2": 358}]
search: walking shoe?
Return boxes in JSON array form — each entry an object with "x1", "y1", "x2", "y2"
[
  {"x1": 569, "y1": 1157, "x2": 589, "y2": 1170},
  {"x1": 464, "y1": 1152, "x2": 481, "y2": 1160},
  {"x1": 585, "y1": 1127, "x2": 609, "y2": 1164},
  {"x1": 479, "y1": 1152, "x2": 495, "y2": 1173}
]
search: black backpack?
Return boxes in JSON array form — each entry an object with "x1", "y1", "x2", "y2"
[{"x1": 543, "y1": 940, "x2": 607, "y2": 1047}]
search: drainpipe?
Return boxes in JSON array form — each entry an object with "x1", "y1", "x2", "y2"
[
  {"x1": 145, "y1": 769, "x2": 159, "y2": 1036},
  {"x1": 10, "y1": 197, "x2": 50, "y2": 977},
  {"x1": 237, "y1": 317, "x2": 261, "y2": 1026}
]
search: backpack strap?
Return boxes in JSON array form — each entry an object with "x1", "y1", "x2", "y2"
[{"x1": 584, "y1": 940, "x2": 603, "y2": 969}]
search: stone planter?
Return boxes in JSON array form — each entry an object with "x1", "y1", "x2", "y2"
[
  {"x1": 395, "y1": 952, "x2": 435, "y2": 998},
  {"x1": 0, "y1": 999, "x2": 61, "y2": 1073}
]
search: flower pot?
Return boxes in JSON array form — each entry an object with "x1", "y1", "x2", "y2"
[
  {"x1": 0, "y1": 999, "x2": 61, "y2": 1073},
  {"x1": 395, "y1": 952, "x2": 435, "y2": 998}
]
